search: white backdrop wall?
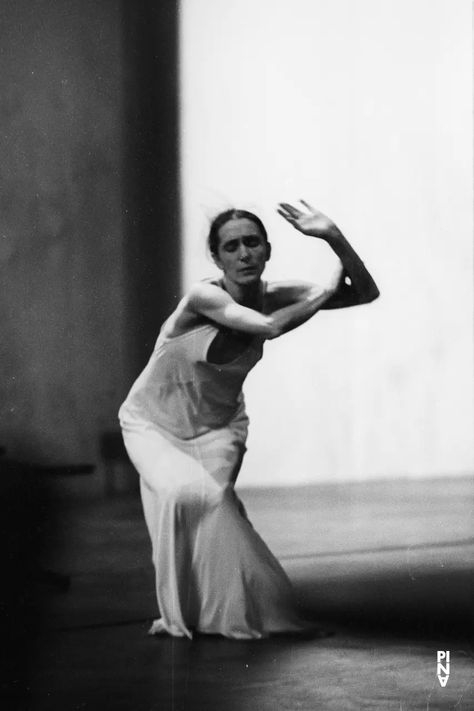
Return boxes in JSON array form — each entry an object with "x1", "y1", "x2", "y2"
[{"x1": 179, "y1": 0, "x2": 473, "y2": 486}]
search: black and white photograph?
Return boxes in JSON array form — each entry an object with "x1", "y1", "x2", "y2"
[{"x1": 1, "y1": 0, "x2": 473, "y2": 709}]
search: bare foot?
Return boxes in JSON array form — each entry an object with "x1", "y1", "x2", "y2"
[{"x1": 148, "y1": 618, "x2": 168, "y2": 635}]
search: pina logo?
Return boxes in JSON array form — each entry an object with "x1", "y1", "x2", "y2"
[{"x1": 437, "y1": 651, "x2": 450, "y2": 687}]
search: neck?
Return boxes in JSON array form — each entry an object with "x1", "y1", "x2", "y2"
[{"x1": 221, "y1": 276, "x2": 262, "y2": 308}]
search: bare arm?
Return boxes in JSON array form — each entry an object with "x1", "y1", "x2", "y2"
[
  {"x1": 179, "y1": 199, "x2": 378, "y2": 340},
  {"x1": 277, "y1": 200, "x2": 380, "y2": 309},
  {"x1": 186, "y1": 280, "x2": 339, "y2": 340},
  {"x1": 320, "y1": 233, "x2": 380, "y2": 309}
]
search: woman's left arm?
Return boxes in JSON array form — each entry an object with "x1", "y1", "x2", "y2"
[{"x1": 278, "y1": 200, "x2": 380, "y2": 309}]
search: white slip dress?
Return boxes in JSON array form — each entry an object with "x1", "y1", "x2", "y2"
[{"x1": 118, "y1": 302, "x2": 306, "y2": 639}]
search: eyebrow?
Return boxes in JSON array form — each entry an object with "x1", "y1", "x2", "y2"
[{"x1": 222, "y1": 234, "x2": 261, "y2": 246}]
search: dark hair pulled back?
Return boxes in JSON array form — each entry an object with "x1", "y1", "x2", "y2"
[{"x1": 207, "y1": 209, "x2": 268, "y2": 256}]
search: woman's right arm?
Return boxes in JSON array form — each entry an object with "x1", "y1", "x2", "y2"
[{"x1": 185, "y1": 281, "x2": 338, "y2": 340}]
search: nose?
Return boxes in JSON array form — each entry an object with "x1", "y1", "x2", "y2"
[{"x1": 238, "y1": 243, "x2": 250, "y2": 261}]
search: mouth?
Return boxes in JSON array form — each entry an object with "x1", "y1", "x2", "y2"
[{"x1": 238, "y1": 266, "x2": 258, "y2": 274}]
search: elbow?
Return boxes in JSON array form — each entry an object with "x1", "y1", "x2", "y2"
[
  {"x1": 367, "y1": 285, "x2": 380, "y2": 303},
  {"x1": 360, "y1": 286, "x2": 380, "y2": 305}
]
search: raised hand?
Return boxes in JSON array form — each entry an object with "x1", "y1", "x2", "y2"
[
  {"x1": 277, "y1": 200, "x2": 338, "y2": 240},
  {"x1": 277, "y1": 200, "x2": 380, "y2": 307}
]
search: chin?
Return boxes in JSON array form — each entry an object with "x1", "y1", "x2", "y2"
[{"x1": 236, "y1": 273, "x2": 261, "y2": 285}]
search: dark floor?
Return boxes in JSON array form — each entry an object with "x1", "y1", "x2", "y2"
[{"x1": 6, "y1": 474, "x2": 474, "y2": 710}]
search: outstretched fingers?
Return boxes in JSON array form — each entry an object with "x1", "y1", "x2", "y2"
[
  {"x1": 277, "y1": 198, "x2": 332, "y2": 238},
  {"x1": 299, "y1": 199, "x2": 316, "y2": 213},
  {"x1": 276, "y1": 207, "x2": 297, "y2": 224},
  {"x1": 278, "y1": 202, "x2": 302, "y2": 219}
]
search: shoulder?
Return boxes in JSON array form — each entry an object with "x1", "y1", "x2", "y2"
[
  {"x1": 187, "y1": 279, "x2": 229, "y2": 309},
  {"x1": 163, "y1": 281, "x2": 221, "y2": 337}
]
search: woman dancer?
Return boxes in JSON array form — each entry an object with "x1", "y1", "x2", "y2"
[{"x1": 119, "y1": 200, "x2": 379, "y2": 639}]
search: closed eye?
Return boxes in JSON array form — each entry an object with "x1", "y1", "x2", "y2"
[
  {"x1": 222, "y1": 235, "x2": 263, "y2": 252},
  {"x1": 243, "y1": 236, "x2": 262, "y2": 247}
]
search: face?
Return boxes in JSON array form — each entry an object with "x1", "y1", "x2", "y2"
[{"x1": 213, "y1": 218, "x2": 270, "y2": 285}]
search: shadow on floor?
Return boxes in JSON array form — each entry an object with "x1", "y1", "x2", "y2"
[
  {"x1": 11, "y1": 479, "x2": 474, "y2": 710},
  {"x1": 294, "y1": 566, "x2": 473, "y2": 642}
]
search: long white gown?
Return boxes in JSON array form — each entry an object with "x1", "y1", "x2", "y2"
[{"x1": 119, "y1": 308, "x2": 306, "y2": 639}]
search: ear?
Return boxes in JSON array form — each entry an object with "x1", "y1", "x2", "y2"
[{"x1": 265, "y1": 242, "x2": 272, "y2": 261}]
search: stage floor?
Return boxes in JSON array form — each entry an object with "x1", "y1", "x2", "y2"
[{"x1": 22, "y1": 475, "x2": 474, "y2": 710}]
